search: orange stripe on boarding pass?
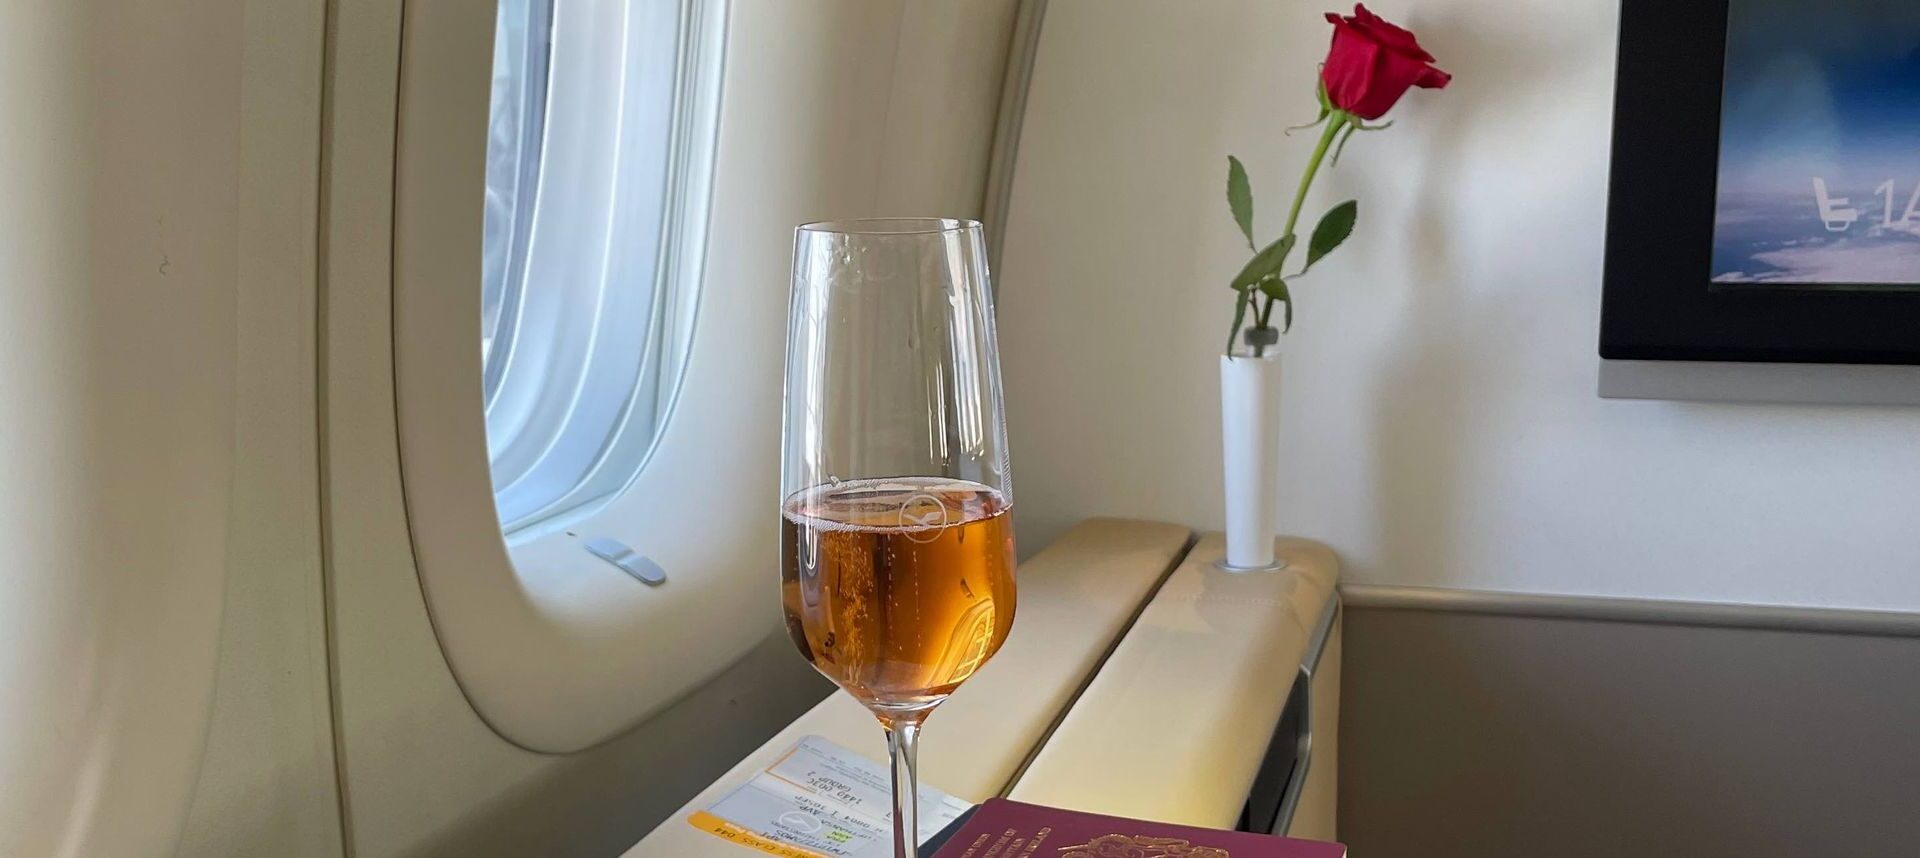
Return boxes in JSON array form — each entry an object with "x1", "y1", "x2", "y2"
[{"x1": 687, "y1": 810, "x2": 831, "y2": 858}]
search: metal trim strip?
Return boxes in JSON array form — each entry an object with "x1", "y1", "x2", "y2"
[
  {"x1": 1342, "y1": 584, "x2": 1920, "y2": 638},
  {"x1": 981, "y1": 0, "x2": 1049, "y2": 278},
  {"x1": 1599, "y1": 358, "x2": 1920, "y2": 406}
]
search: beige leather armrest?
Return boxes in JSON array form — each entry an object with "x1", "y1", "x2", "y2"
[
  {"x1": 1007, "y1": 535, "x2": 1340, "y2": 831},
  {"x1": 623, "y1": 518, "x2": 1191, "y2": 856}
]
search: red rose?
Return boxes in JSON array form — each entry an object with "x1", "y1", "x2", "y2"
[{"x1": 1320, "y1": 4, "x2": 1451, "y2": 120}]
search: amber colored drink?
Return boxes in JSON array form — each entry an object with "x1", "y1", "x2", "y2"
[{"x1": 781, "y1": 477, "x2": 1016, "y2": 718}]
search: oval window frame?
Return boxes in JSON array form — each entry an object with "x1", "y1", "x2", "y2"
[{"x1": 391, "y1": 0, "x2": 765, "y2": 753}]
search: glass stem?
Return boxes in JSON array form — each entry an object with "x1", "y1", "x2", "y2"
[{"x1": 885, "y1": 720, "x2": 922, "y2": 858}]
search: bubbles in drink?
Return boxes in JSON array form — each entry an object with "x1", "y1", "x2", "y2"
[{"x1": 781, "y1": 477, "x2": 1016, "y2": 719}]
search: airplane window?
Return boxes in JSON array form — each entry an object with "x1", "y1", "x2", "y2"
[{"x1": 479, "y1": 0, "x2": 722, "y2": 537}]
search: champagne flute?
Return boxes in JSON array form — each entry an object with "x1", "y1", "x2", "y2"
[{"x1": 780, "y1": 219, "x2": 1016, "y2": 858}]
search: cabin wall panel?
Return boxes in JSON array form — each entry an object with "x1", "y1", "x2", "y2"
[
  {"x1": 996, "y1": 0, "x2": 1920, "y2": 611},
  {"x1": 0, "y1": 1, "x2": 243, "y2": 854},
  {"x1": 175, "y1": 0, "x2": 345, "y2": 855},
  {"x1": 1338, "y1": 604, "x2": 1920, "y2": 856}
]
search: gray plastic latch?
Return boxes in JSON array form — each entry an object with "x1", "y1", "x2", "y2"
[{"x1": 583, "y1": 537, "x2": 667, "y2": 586}]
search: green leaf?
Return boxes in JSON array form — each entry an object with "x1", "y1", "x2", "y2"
[
  {"x1": 1231, "y1": 234, "x2": 1296, "y2": 292},
  {"x1": 1226, "y1": 288, "x2": 1252, "y2": 355},
  {"x1": 1258, "y1": 277, "x2": 1294, "y2": 333},
  {"x1": 1226, "y1": 156, "x2": 1255, "y2": 251},
  {"x1": 1258, "y1": 276, "x2": 1290, "y2": 303},
  {"x1": 1302, "y1": 200, "x2": 1357, "y2": 274}
]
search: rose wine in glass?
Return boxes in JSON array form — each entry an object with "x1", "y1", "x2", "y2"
[{"x1": 780, "y1": 219, "x2": 1015, "y2": 858}]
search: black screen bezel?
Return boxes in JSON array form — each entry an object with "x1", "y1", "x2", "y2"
[{"x1": 1600, "y1": 0, "x2": 1920, "y2": 364}]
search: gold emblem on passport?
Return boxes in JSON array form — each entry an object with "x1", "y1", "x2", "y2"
[{"x1": 1058, "y1": 833, "x2": 1230, "y2": 857}]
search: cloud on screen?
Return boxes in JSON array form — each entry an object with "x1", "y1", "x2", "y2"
[{"x1": 1716, "y1": 238, "x2": 1920, "y2": 284}]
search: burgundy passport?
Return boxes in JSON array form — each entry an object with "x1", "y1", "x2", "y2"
[{"x1": 927, "y1": 798, "x2": 1346, "y2": 857}]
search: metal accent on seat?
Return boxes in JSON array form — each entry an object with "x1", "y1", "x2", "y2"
[{"x1": 1244, "y1": 594, "x2": 1341, "y2": 836}]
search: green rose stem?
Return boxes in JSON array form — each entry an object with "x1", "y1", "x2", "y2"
[{"x1": 1251, "y1": 111, "x2": 1350, "y2": 357}]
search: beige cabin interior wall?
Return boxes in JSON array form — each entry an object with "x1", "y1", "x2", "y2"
[
  {"x1": 175, "y1": 0, "x2": 344, "y2": 855},
  {"x1": 996, "y1": 0, "x2": 1920, "y2": 613},
  {"x1": 1, "y1": 1, "x2": 245, "y2": 854}
]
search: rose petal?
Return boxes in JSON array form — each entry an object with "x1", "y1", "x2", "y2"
[
  {"x1": 1321, "y1": 23, "x2": 1383, "y2": 115},
  {"x1": 1351, "y1": 47, "x2": 1430, "y2": 118},
  {"x1": 1323, "y1": 2, "x2": 1448, "y2": 117},
  {"x1": 1347, "y1": 3, "x2": 1437, "y2": 62}
]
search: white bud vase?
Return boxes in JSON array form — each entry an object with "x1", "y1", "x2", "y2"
[{"x1": 1219, "y1": 350, "x2": 1284, "y2": 571}]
